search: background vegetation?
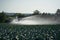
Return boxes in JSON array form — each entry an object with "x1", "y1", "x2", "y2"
[
  {"x1": 0, "y1": 24, "x2": 60, "y2": 40},
  {"x1": 0, "y1": 9, "x2": 60, "y2": 23}
]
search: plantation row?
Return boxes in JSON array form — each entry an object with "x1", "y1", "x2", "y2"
[{"x1": 0, "y1": 24, "x2": 60, "y2": 40}]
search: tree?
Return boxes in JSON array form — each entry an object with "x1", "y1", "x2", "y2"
[
  {"x1": 42, "y1": 12, "x2": 47, "y2": 15},
  {"x1": 33, "y1": 10, "x2": 40, "y2": 15},
  {"x1": 0, "y1": 11, "x2": 7, "y2": 23},
  {"x1": 56, "y1": 9, "x2": 60, "y2": 15},
  {"x1": 15, "y1": 13, "x2": 25, "y2": 18}
]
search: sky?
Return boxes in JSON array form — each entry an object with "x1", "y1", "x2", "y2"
[{"x1": 0, "y1": 0, "x2": 60, "y2": 13}]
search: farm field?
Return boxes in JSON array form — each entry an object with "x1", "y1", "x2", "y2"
[{"x1": 0, "y1": 23, "x2": 60, "y2": 40}]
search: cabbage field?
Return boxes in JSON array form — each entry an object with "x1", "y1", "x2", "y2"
[{"x1": 0, "y1": 24, "x2": 60, "y2": 40}]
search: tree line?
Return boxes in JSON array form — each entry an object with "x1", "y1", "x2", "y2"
[
  {"x1": 0, "y1": 9, "x2": 60, "y2": 23},
  {"x1": 33, "y1": 9, "x2": 60, "y2": 15}
]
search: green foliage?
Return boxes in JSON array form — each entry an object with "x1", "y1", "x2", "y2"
[
  {"x1": 56, "y1": 9, "x2": 60, "y2": 14},
  {"x1": 0, "y1": 24, "x2": 60, "y2": 40},
  {"x1": 0, "y1": 12, "x2": 7, "y2": 23},
  {"x1": 15, "y1": 13, "x2": 25, "y2": 18},
  {"x1": 33, "y1": 10, "x2": 40, "y2": 15}
]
